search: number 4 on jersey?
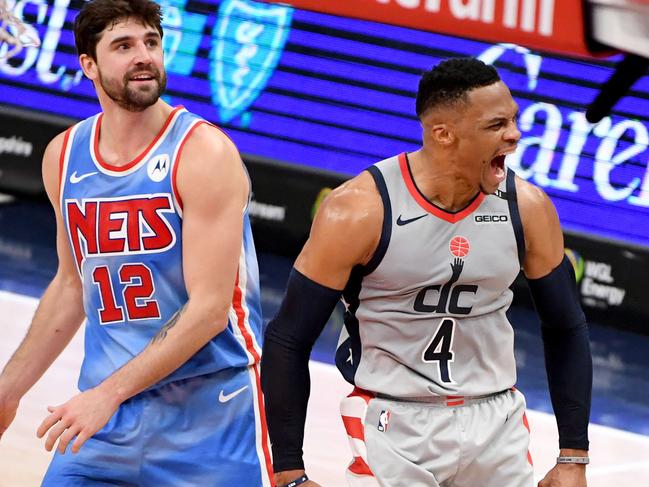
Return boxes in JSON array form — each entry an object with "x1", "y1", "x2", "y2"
[{"x1": 422, "y1": 318, "x2": 456, "y2": 383}]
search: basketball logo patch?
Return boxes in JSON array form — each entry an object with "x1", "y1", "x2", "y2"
[{"x1": 449, "y1": 235, "x2": 470, "y2": 258}]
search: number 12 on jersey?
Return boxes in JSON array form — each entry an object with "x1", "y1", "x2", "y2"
[
  {"x1": 92, "y1": 263, "x2": 161, "y2": 324},
  {"x1": 422, "y1": 318, "x2": 456, "y2": 383}
]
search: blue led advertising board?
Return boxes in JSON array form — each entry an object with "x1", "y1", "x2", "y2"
[{"x1": 1, "y1": 0, "x2": 649, "y2": 247}]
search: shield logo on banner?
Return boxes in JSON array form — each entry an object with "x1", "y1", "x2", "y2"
[{"x1": 211, "y1": 0, "x2": 293, "y2": 124}]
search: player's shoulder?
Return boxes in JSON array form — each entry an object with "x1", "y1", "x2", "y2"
[
  {"x1": 514, "y1": 174, "x2": 561, "y2": 247},
  {"x1": 42, "y1": 129, "x2": 74, "y2": 177},
  {"x1": 43, "y1": 130, "x2": 70, "y2": 160},
  {"x1": 182, "y1": 121, "x2": 237, "y2": 160},
  {"x1": 311, "y1": 170, "x2": 383, "y2": 246},
  {"x1": 41, "y1": 129, "x2": 73, "y2": 204},
  {"x1": 514, "y1": 174, "x2": 556, "y2": 216},
  {"x1": 306, "y1": 170, "x2": 383, "y2": 267}
]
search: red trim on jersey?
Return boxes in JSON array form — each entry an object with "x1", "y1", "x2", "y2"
[
  {"x1": 348, "y1": 457, "x2": 374, "y2": 476},
  {"x1": 232, "y1": 267, "x2": 260, "y2": 363},
  {"x1": 93, "y1": 106, "x2": 183, "y2": 172},
  {"x1": 252, "y1": 363, "x2": 275, "y2": 485},
  {"x1": 398, "y1": 152, "x2": 485, "y2": 223},
  {"x1": 58, "y1": 127, "x2": 73, "y2": 198},
  {"x1": 342, "y1": 415, "x2": 365, "y2": 441},
  {"x1": 171, "y1": 120, "x2": 210, "y2": 211}
]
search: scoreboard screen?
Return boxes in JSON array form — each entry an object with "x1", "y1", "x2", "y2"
[{"x1": 1, "y1": 0, "x2": 649, "y2": 247}]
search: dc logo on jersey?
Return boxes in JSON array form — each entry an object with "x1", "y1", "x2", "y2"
[
  {"x1": 147, "y1": 154, "x2": 170, "y2": 182},
  {"x1": 210, "y1": 0, "x2": 293, "y2": 123},
  {"x1": 414, "y1": 236, "x2": 477, "y2": 315},
  {"x1": 377, "y1": 409, "x2": 391, "y2": 432}
]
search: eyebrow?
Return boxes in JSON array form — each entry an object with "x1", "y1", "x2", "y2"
[
  {"x1": 109, "y1": 31, "x2": 160, "y2": 46},
  {"x1": 485, "y1": 108, "x2": 519, "y2": 125}
]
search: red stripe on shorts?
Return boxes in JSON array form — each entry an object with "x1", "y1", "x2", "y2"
[
  {"x1": 341, "y1": 415, "x2": 365, "y2": 441},
  {"x1": 348, "y1": 456, "x2": 374, "y2": 476},
  {"x1": 522, "y1": 412, "x2": 533, "y2": 465},
  {"x1": 348, "y1": 387, "x2": 375, "y2": 403},
  {"x1": 251, "y1": 363, "x2": 275, "y2": 485},
  {"x1": 231, "y1": 272, "x2": 272, "y2": 482}
]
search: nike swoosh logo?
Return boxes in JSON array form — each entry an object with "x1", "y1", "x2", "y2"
[
  {"x1": 396, "y1": 214, "x2": 427, "y2": 226},
  {"x1": 69, "y1": 171, "x2": 98, "y2": 184},
  {"x1": 218, "y1": 385, "x2": 248, "y2": 403}
]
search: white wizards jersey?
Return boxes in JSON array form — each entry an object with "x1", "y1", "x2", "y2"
[
  {"x1": 59, "y1": 107, "x2": 264, "y2": 391},
  {"x1": 335, "y1": 153, "x2": 526, "y2": 398}
]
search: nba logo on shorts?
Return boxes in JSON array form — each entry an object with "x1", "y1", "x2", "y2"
[{"x1": 377, "y1": 409, "x2": 391, "y2": 432}]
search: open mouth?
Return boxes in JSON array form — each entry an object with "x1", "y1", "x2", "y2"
[{"x1": 490, "y1": 154, "x2": 506, "y2": 180}]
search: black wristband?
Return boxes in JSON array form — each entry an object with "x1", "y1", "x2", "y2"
[{"x1": 280, "y1": 474, "x2": 309, "y2": 487}]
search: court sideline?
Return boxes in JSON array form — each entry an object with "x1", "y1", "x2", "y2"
[{"x1": 1, "y1": 290, "x2": 648, "y2": 486}]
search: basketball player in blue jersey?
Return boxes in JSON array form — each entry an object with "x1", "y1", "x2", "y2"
[
  {"x1": 262, "y1": 58, "x2": 591, "y2": 487},
  {"x1": 0, "y1": 0, "x2": 273, "y2": 485}
]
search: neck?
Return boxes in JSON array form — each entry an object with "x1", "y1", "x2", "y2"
[
  {"x1": 408, "y1": 147, "x2": 479, "y2": 212},
  {"x1": 97, "y1": 99, "x2": 174, "y2": 167}
]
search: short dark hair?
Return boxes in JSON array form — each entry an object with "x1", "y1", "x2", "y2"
[
  {"x1": 415, "y1": 58, "x2": 500, "y2": 118},
  {"x1": 74, "y1": 0, "x2": 163, "y2": 60}
]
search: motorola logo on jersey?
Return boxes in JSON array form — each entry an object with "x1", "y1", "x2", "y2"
[
  {"x1": 66, "y1": 194, "x2": 177, "y2": 270},
  {"x1": 414, "y1": 236, "x2": 477, "y2": 315},
  {"x1": 147, "y1": 154, "x2": 170, "y2": 182},
  {"x1": 474, "y1": 214, "x2": 509, "y2": 223}
]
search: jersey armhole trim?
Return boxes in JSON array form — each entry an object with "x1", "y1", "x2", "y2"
[
  {"x1": 506, "y1": 169, "x2": 526, "y2": 268},
  {"x1": 57, "y1": 127, "x2": 73, "y2": 201},
  {"x1": 363, "y1": 165, "x2": 392, "y2": 276},
  {"x1": 171, "y1": 120, "x2": 210, "y2": 213}
]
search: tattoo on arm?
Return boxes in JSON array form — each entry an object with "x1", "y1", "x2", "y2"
[{"x1": 151, "y1": 303, "x2": 187, "y2": 344}]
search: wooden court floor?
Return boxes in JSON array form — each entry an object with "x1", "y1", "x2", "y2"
[{"x1": 1, "y1": 291, "x2": 648, "y2": 486}]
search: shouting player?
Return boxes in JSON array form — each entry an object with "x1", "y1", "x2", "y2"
[{"x1": 262, "y1": 58, "x2": 591, "y2": 487}]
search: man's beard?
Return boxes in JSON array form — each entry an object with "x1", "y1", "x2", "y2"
[{"x1": 99, "y1": 66, "x2": 167, "y2": 112}]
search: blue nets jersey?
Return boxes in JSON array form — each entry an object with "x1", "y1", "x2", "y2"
[{"x1": 59, "y1": 106, "x2": 264, "y2": 391}]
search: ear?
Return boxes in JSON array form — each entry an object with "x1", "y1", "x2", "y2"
[
  {"x1": 429, "y1": 122, "x2": 455, "y2": 146},
  {"x1": 79, "y1": 54, "x2": 98, "y2": 80}
]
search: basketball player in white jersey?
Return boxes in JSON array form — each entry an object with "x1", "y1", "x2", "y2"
[
  {"x1": 0, "y1": 1, "x2": 272, "y2": 484},
  {"x1": 262, "y1": 58, "x2": 591, "y2": 487}
]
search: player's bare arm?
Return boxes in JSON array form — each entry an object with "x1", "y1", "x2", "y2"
[
  {"x1": 264, "y1": 171, "x2": 382, "y2": 487},
  {"x1": 37, "y1": 124, "x2": 250, "y2": 455},
  {"x1": 517, "y1": 177, "x2": 565, "y2": 279},
  {"x1": 0, "y1": 132, "x2": 86, "y2": 441},
  {"x1": 518, "y1": 176, "x2": 590, "y2": 487}
]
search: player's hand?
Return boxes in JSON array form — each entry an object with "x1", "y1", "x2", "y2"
[
  {"x1": 0, "y1": 390, "x2": 20, "y2": 440},
  {"x1": 274, "y1": 469, "x2": 322, "y2": 487},
  {"x1": 538, "y1": 463, "x2": 587, "y2": 487},
  {"x1": 36, "y1": 386, "x2": 120, "y2": 454}
]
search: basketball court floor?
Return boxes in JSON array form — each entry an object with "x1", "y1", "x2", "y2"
[{"x1": 0, "y1": 199, "x2": 648, "y2": 486}]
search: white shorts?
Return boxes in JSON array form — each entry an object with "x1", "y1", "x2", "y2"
[{"x1": 340, "y1": 388, "x2": 533, "y2": 487}]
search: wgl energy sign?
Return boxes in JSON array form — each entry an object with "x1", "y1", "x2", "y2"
[{"x1": 0, "y1": 0, "x2": 648, "y2": 247}]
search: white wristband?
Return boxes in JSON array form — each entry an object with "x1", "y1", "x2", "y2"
[{"x1": 557, "y1": 456, "x2": 590, "y2": 465}]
